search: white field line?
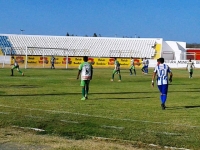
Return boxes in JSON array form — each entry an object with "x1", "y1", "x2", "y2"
[
  {"x1": 101, "y1": 125, "x2": 124, "y2": 130},
  {"x1": 60, "y1": 120, "x2": 79, "y2": 124},
  {"x1": 147, "y1": 130, "x2": 184, "y2": 136},
  {"x1": 0, "y1": 104, "x2": 199, "y2": 128},
  {"x1": 90, "y1": 136, "x2": 190, "y2": 150},
  {"x1": 12, "y1": 126, "x2": 45, "y2": 132},
  {"x1": 164, "y1": 146, "x2": 190, "y2": 150},
  {"x1": 0, "y1": 111, "x2": 9, "y2": 114}
]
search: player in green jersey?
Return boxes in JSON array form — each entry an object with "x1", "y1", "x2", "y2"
[
  {"x1": 186, "y1": 59, "x2": 195, "y2": 78},
  {"x1": 129, "y1": 57, "x2": 136, "y2": 75},
  {"x1": 11, "y1": 56, "x2": 24, "y2": 76},
  {"x1": 77, "y1": 56, "x2": 93, "y2": 100},
  {"x1": 111, "y1": 57, "x2": 121, "y2": 82}
]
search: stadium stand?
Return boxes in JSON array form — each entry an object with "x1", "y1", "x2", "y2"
[{"x1": 0, "y1": 34, "x2": 161, "y2": 58}]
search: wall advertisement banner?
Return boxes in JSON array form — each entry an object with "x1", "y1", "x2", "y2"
[
  {"x1": 165, "y1": 60, "x2": 200, "y2": 68},
  {"x1": 10, "y1": 56, "x2": 142, "y2": 68}
]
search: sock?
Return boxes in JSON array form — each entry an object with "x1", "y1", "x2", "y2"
[
  {"x1": 119, "y1": 74, "x2": 121, "y2": 80},
  {"x1": 112, "y1": 73, "x2": 114, "y2": 79},
  {"x1": 134, "y1": 69, "x2": 136, "y2": 75},
  {"x1": 160, "y1": 95, "x2": 163, "y2": 104},
  {"x1": 85, "y1": 85, "x2": 89, "y2": 96},
  {"x1": 130, "y1": 69, "x2": 132, "y2": 74},
  {"x1": 11, "y1": 69, "x2": 13, "y2": 75},
  {"x1": 18, "y1": 70, "x2": 22, "y2": 74},
  {"x1": 163, "y1": 95, "x2": 167, "y2": 104},
  {"x1": 82, "y1": 87, "x2": 85, "y2": 97}
]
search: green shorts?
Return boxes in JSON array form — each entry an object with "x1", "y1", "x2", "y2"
[
  {"x1": 113, "y1": 69, "x2": 120, "y2": 74},
  {"x1": 12, "y1": 65, "x2": 19, "y2": 70},
  {"x1": 80, "y1": 80, "x2": 90, "y2": 86},
  {"x1": 188, "y1": 69, "x2": 193, "y2": 73},
  {"x1": 129, "y1": 65, "x2": 135, "y2": 69}
]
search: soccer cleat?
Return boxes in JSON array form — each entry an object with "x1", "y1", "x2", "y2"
[
  {"x1": 130, "y1": 73, "x2": 133, "y2": 75},
  {"x1": 85, "y1": 96, "x2": 88, "y2": 99},
  {"x1": 161, "y1": 104, "x2": 165, "y2": 110},
  {"x1": 110, "y1": 79, "x2": 113, "y2": 81},
  {"x1": 81, "y1": 97, "x2": 86, "y2": 100},
  {"x1": 10, "y1": 75, "x2": 13, "y2": 76},
  {"x1": 118, "y1": 80, "x2": 121, "y2": 82},
  {"x1": 22, "y1": 73, "x2": 24, "y2": 76}
]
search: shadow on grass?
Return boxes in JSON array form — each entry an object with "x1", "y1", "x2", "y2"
[
  {"x1": 0, "y1": 91, "x2": 157, "y2": 97},
  {"x1": 95, "y1": 97, "x2": 153, "y2": 100},
  {"x1": 1, "y1": 90, "x2": 200, "y2": 97},
  {"x1": 0, "y1": 85, "x2": 40, "y2": 88},
  {"x1": 167, "y1": 105, "x2": 200, "y2": 110},
  {"x1": 168, "y1": 83, "x2": 192, "y2": 85}
]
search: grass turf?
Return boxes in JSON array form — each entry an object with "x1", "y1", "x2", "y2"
[{"x1": 0, "y1": 68, "x2": 200, "y2": 149}]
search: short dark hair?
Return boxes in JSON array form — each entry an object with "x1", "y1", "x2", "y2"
[
  {"x1": 83, "y1": 56, "x2": 88, "y2": 62},
  {"x1": 159, "y1": 57, "x2": 164, "y2": 63}
]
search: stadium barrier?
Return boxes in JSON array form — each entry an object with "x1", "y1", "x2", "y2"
[
  {"x1": 1, "y1": 56, "x2": 198, "y2": 69},
  {"x1": 148, "y1": 60, "x2": 199, "y2": 68},
  {"x1": 1, "y1": 56, "x2": 142, "y2": 69}
]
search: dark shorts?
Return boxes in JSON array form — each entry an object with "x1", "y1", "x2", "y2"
[{"x1": 157, "y1": 84, "x2": 168, "y2": 95}]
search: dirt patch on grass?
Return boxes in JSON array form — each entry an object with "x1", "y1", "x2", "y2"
[{"x1": 0, "y1": 127, "x2": 147, "y2": 150}]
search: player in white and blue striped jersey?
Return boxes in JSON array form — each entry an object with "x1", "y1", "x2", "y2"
[{"x1": 151, "y1": 58, "x2": 173, "y2": 110}]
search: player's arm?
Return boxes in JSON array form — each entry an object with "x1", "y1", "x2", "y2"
[
  {"x1": 77, "y1": 70, "x2": 81, "y2": 79},
  {"x1": 169, "y1": 72, "x2": 173, "y2": 82},
  {"x1": 151, "y1": 72, "x2": 156, "y2": 87},
  {"x1": 91, "y1": 68, "x2": 93, "y2": 80}
]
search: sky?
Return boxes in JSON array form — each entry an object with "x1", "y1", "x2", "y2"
[{"x1": 0, "y1": 0, "x2": 200, "y2": 43}]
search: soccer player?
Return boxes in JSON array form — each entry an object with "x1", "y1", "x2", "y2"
[
  {"x1": 129, "y1": 57, "x2": 136, "y2": 75},
  {"x1": 151, "y1": 58, "x2": 173, "y2": 110},
  {"x1": 186, "y1": 59, "x2": 195, "y2": 78},
  {"x1": 77, "y1": 56, "x2": 93, "y2": 100},
  {"x1": 142, "y1": 57, "x2": 149, "y2": 74},
  {"x1": 51, "y1": 55, "x2": 56, "y2": 69},
  {"x1": 11, "y1": 56, "x2": 24, "y2": 76},
  {"x1": 111, "y1": 57, "x2": 121, "y2": 82}
]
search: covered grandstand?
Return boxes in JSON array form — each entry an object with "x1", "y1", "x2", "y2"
[{"x1": 0, "y1": 34, "x2": 161, "y2": 58}]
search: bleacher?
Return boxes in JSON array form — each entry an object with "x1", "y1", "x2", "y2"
[{"x1": 0, "y1": 34, "x2": 160, "y2": 58}]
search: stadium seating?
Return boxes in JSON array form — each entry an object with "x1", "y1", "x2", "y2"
[{"x1": 0, "y1": 34, "x2": 159, "y2": 58}]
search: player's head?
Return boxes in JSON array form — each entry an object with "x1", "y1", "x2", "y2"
[
  {"x1": 189, "y1": 59, "x2": 191, "y2": 62},
  {"x1": 83, "y1": 56, "x2": 88, "y2": 62},
  {"x1": 157, "y1": 58, "x2": 160, "y2": 65},
  {"x1": 114, "y1": 57, "x2": 117, "y2": 60},
  {"x1": 159, "y1": 57, "x2": 164, "y2": 64},
  {"x1": 144, "y1": 57, "x2": 146, "y2": 59},
  {"x1": 131, "y1": 57, "x2": 133, "y2": 59},
  {"x1": 11, "y1": 56, "x2": 14, "y2": 59}
]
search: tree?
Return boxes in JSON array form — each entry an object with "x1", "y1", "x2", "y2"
[
  {"x1": 93, "y1": 33, "x2": 97, "y2": 37},
  {"x1": 186, "y1": 43, "x2": 200, "y2": 48}
]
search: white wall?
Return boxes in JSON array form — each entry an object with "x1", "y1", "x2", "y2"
[
  {"x1": 162, "y1": 41, "x2": 186, "y2": 60},
  {"x1": 0, "y1": 56, "x2": 10, "y2": 64}
]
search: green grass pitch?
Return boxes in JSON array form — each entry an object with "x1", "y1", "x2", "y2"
[{"x1": 0, "y1": 68, "x2": 200, "y2": 149}]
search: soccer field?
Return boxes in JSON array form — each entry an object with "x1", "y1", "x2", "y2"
[{"x1": 0, "y1": 68, "x2": 200, "y2": 149}]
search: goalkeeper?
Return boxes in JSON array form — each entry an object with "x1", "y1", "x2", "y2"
[{"x1": 151, "y1": 58, "x2": 173, "y2": 110}]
